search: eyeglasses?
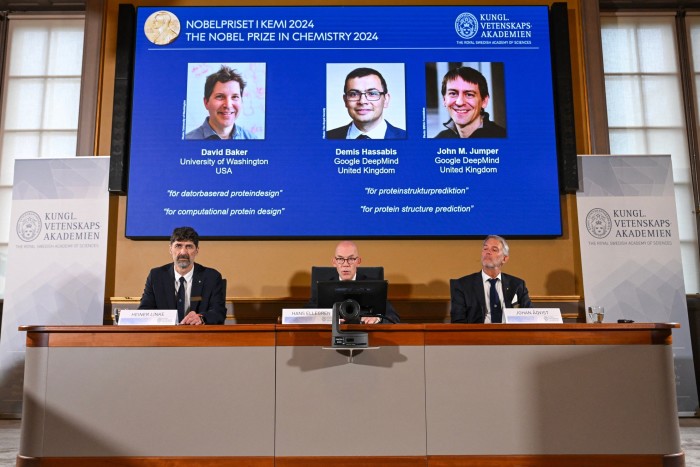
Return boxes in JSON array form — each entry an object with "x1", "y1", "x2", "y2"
[
  {"x1": 345, "y1": 89, "x2": 386, "y2": 101},
  {"x1": 334, "y1": 256, "x2": 359, "y2": 265}
]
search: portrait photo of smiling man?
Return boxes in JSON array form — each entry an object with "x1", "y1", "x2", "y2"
[
  {"x1": 427, "y1": 62, "x2": 506, "y2": 139},
  {"x1": 184, "y1": 63, "x2": 265, "y2": 140},
  {"x1": 325, "y1": 64, "x2": 407, "y2": 140}
]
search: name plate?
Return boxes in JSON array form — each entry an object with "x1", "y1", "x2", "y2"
[
  {"x1": 117, "y1": 309, "x2": 179, "y2": 325},
  {"x1": 504, "y1": 308, "x2": 563, "y2": 324},
  {"x1": 282, "y1": 308, "x2": 332, "y2": 324}
]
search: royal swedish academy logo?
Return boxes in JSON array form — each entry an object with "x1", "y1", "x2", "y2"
[
  {"x1": 17, "y1": 211, "x2": 41, "y2": 242},
  {"x1": 585, "y1": 208, "x2": 612, "y2": 239},
  {"x1": 455, "y1": 12, "x2": 479, "y2": 40}
]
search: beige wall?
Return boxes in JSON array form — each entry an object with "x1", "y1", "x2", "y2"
[{"x1": 99, "y1": 0, "x2": 588, "y2": 305}]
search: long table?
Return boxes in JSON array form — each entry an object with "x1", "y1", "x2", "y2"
[{"x1": 17, "y1": 323, "x2": 683, "y2": 467}]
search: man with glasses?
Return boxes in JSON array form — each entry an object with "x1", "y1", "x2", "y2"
[
  {"x1": 326, "y1": 67, "x2": 407, "y2": 140},
  {"x1": 305, "y1": 240, "x2": 400, "y2": 323},
  {"x1": 138, "y1": 226, "x2": 227, "y2": 325}
]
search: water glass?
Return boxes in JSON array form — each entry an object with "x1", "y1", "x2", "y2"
[{"x1": 586, "y1": 306, "x2": 604, "y2": 323}]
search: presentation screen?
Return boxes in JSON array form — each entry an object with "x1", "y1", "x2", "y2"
[{"x1": 126, "y1": 5, "x2": 562, "y2": 238}]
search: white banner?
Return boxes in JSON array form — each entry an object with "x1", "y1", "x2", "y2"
[
  {"x1": 0, "y1": 157, "x2": 110, "y2": 416},
  {"x1": 577, "y1": 155, "x2": 698, "y2": 413}
]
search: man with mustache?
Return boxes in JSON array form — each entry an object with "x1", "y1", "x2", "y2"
[
  {"x1": 434, "y1": 66, "x2": 506, "y2": 139},
  {"x1": 139, "y1": 226, "x2": 226, "y2": 324},
  {"x1": 450, "y1": 235, "x2": 531, "y2": 323},
  {"x1": 185, "y1": 65, "x2": 255, "y2": 140}
]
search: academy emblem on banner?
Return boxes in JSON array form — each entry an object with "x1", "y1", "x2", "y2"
[
  {"x1": 585, "y1": 208, "x2": 612, "y2": 239},
  {"x1": 16, "y1": 211, "x2": 41, "y2": 242}
]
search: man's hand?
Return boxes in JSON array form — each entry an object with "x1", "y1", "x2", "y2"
[
  {"x1": 360, "y1": 317, "x2": 382, "y2": 324},
  {"x1": 339, "y1": 317, "x2": 382, "y2": 324},
  {"x1": 181, "y1": 311, "x2": 204, "y2": 325}
]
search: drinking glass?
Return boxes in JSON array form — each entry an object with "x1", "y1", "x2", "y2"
[{"x1": 586, "y1": 306, "x2": 604, "y2": 323}]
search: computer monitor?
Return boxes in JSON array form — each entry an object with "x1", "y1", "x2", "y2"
[{"x1": 316, "y1": 280, "x2": 388, "y2": 320}]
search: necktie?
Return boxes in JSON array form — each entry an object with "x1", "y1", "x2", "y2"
[
  {"x1": 488, "y1": 278, "x2": 502, "y2": 323},
  {"x1": 177, "y1": 276, "x2": 186, "y2": 321},
  {"x1": 356, "y1": 134, "x2": 370, "y2": 139}
]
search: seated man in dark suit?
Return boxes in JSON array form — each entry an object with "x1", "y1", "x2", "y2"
[
  {"x1": 139, "y1": 226, "x2": 226, "y2": 325},
  {"x1": 326, "y1": 67, "x2": 407, "y2": 140},
  {"x1": 450, "y1": 235, "x2": 531, "y2": 323},
  {"x1": 306, "y1": 240, "x2": 400, "y2": 323}
]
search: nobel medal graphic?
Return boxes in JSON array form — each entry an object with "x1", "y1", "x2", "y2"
[
  {"x1": 17, "y1": 211, "x2": 41, "y2": 242},
  {"x1": 144, "y1": 10, "x2": 180, "y2": 45}
]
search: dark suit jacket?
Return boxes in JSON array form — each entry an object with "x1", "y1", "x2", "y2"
[
  {"x1": 139, "y1": 262, "x2": 227, "y2": 324},
  {"x1": 306, "y1": 272, "x2": 400, "y2": 323},
  {"x1": 326, "y1": 120, "x2": 407, "y2": 139},
  {"x1": 450, "y1": 272, "x2": 531, "y2": 323}
]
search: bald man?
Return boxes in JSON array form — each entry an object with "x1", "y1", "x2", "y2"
[{"x1": 306, "y1": 240, "x2": 400, "y2": 323}]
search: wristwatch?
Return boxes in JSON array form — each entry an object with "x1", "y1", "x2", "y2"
[{"x1": 198, "y1": 314, "x2": 205, "y2": 325}]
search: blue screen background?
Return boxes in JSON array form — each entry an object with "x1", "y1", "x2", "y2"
[{"x1": 126, "y1": 6, "x2": 562, "y2": 238}]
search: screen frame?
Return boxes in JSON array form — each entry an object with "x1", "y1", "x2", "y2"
[{"x1": 122, "y1": 5, "x2": 567, "y2": 240}]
